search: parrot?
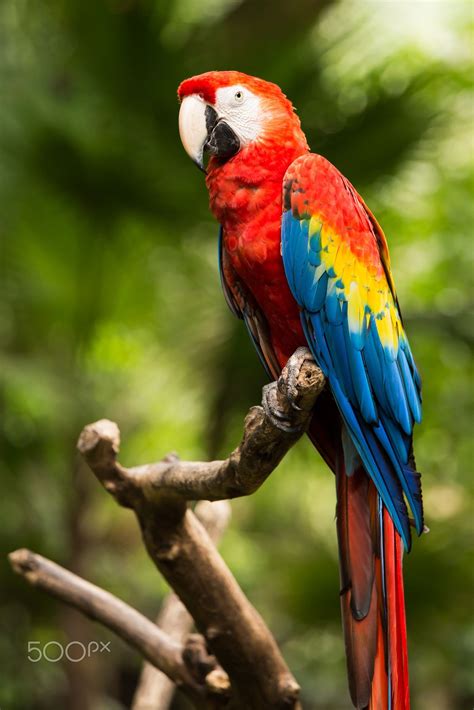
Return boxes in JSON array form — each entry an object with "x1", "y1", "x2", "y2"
[{"x1": 177, "y1": 71, "x2": 423, "y2": 709}]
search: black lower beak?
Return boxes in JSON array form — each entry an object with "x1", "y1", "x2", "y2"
[{"x1": 204, "y1": 105, "x2": 240, "y2": 164}]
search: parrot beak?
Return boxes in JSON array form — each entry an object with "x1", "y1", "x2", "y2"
[
  {"x1": 179, "y1": 95, "x2": 241, "y2": 172},
  {"x1": 179, "y1": 95, "x2": 208, "y2": 172}
]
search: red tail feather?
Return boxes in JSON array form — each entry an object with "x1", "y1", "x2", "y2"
[
  {"x1": 379, "y1": 508, "x2": 410, "y2": 709},
  {"x1": 336, "y1": 457, "x2": 410, "y2": 709}
]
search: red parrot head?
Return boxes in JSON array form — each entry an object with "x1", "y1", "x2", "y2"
[{"x1": 178, "y1": 71, "x2": 308, "y2": 171}]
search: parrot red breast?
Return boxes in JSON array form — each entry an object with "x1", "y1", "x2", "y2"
[{"x1": 178, "y1": 71, "x2": 423, "y2": 709}]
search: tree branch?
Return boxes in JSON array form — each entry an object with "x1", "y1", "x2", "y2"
[
  {"x1": 76, "y1": 347, "x2": 324, "y2": 709},
  {"x1": 7, "y1": 549, "x2": 226, "y2": 705},
  {"x1": 132, "y1": 501, "x2": 232, "y2": 710},
  {"x1": 10, "y1": 349, "x2": 324, "y2": 709},
  {"x1": 77, "y1": 348, "x2": 325, "y2": 506}
]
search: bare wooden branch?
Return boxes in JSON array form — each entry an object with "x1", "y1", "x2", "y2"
[
  {"x1": 132, "y1": 501, "x2": 232, "y2": 710},
  {"x1": 7, "y1": 549, "x2": 227, "y2": 705},
  {"x1": 76, "y1": 348, "x2": 324, "y2": 709},
  {"x1": 9, "y1": 350, "x2": 323, "y2": 707},
  {"x1": 77, "y1": 348, "x2": 325, "y2": 506}
]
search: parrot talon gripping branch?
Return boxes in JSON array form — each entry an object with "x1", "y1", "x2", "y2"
[
  {"x1": 279, "y1": 346, "x2": 318, "y2": 412},
  {"x1": 261, "y1": 383, "x2": 302, "y2": 433}
]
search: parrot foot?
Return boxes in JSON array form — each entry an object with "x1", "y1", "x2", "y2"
[
  {"x1": 281, "y1": 347, "x2": 316, "y2": 411},
  {"x1": 262, "y1": 383, "x2": 302, "y2": 434}
]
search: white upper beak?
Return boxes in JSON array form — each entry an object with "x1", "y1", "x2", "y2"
[{"x1": 178, "y1": 94, "x2": 208, "y2": 170}]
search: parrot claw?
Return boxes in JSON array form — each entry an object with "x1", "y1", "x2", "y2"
[
  {"x1": 280, "y1": 347, "x2": 316, "y2": 411},
  {"x1": 262, "y1": 347, "x2": 317, "y2": 432},
  {"x1": 261, "y1": 383, "x2": 302, "y2": 434}
]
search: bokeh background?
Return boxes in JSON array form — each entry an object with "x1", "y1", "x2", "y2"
[{"x1": 1, "y1": 1, "x2": 473, "y2": 708}]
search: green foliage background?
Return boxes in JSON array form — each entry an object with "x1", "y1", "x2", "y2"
[{"x1": 0, "y1": 1, "x2": 472, "y2": 708}]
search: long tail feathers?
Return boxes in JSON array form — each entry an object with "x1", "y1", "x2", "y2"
[{"x1": 336, "y1": 454, "x2": 410, "y2": 709}]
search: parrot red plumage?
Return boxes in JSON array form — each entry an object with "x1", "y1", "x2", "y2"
[{"x1": 178, "y1": 71, "x2": 423, "y2": 709}]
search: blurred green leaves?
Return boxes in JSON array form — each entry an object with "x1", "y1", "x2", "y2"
[{"x1": 0, "y1": 1, "x2": 472, "y2": 709}]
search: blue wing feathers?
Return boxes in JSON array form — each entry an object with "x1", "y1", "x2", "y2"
[
  {"x1": 382, "y1": 415, "x2": 411, "y2": 466},
  {"x1": 281, "y1": 211, "x2": 301, "y2": 300},
  {"x1": 310, "y1": 271, "x2": 329, "y2": 311},
  {"x1": 326, "y1": 357, "x2": 411, "y2": 547},
  {"x1": 326, "y1": 321, "x2": 358, "y2": 404},
  {"x1": 383, "y1": 359, "x2": 412, "y2": 435},
  {"x1": 304, "y1": 311, "x2": 414, "y2": 548},
  {"x1": 283, "y1": 201, "x2": 423, "y2": 550},
  {"x1": 326, "y1": 282, "x2": 344, "y2": 324},
  {"x1": 364, "y1": 317, "x2": 386, "y2": 409},
  {"x1": 372, "y1": 421, "x2": 423, "y2": 534},
  {"x1": 398, "y1": 346, "x2": 422, "y2": 423},
  {"x1": 342, "y1": 310, "x2": 378, "y2": 424},
  {"x1": 303, "y1": 311, "x2": 331, "y2": 376}
]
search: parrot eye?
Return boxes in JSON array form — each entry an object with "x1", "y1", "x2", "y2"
[{"x1": 234, "y1": 90, "x2": 244, "y2": 103}]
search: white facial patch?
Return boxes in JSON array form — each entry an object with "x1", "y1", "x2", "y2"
[{"x1": 214, "y1": 85, "x2": 264, "y2": 145}]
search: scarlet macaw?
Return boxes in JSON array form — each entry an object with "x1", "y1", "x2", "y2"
[{"x1": 178, "y1": 71, "x2": 423, "y2": 709}]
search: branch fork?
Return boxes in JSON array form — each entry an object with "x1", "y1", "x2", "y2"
[{"x1": 10, "y1": 348, "x2": 325, "y2": 709}]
